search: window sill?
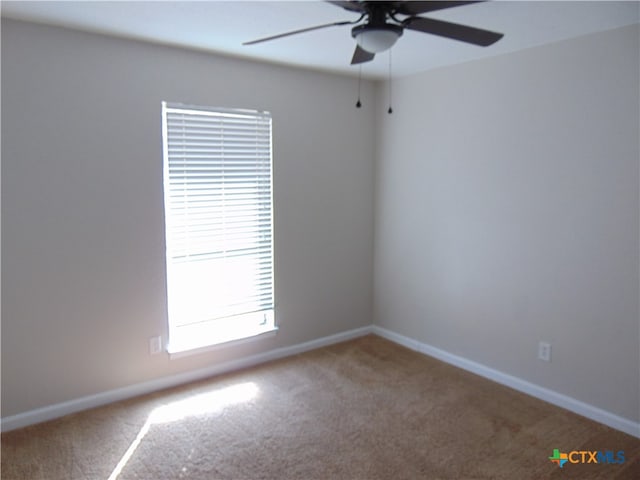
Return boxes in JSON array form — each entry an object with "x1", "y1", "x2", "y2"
[{"x1": 168, "y1": 324, "x2": 278, "y2": 359}]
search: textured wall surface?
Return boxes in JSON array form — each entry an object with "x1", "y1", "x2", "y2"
[
  {"x1": 374, "y1": 24, "x2": 639, "y2": 422},
  {"x1": 1, "y1": 19, "x2": 375, "y2": 418}
]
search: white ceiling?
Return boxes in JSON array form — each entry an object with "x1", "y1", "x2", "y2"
[{"x1": 2, "y1": 1, "x2": 638, "y2": 79}]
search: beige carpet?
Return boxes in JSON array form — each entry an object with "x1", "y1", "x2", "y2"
[{"x1": 2, "y1": 335, "x2": 639, "y2": 479}]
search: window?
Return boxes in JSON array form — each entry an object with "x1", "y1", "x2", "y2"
[{"x1": 162, "y1": 102, "x2": 275, "y2": 354}]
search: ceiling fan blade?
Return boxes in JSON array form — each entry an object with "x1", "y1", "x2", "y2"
[
  {"x1": 326, "y1": 1, "x2": 366, "y2": 13},
  {"x1": 404, "y1": 16, "x2": 503, "y2": 46},
  {"x1": 351, "y1": 45, "x2": 375, "y2": 65},
  {"x1": 243, "y1": 20, "x2": 353, "y2": 46},
  {"x1": 394, "y1": 1, "x2": 485, "y2": 16}
]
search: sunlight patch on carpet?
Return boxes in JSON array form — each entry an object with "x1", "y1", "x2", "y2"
[{"x1": 107, "y1": 382, "x2": 259, "y2": 480}]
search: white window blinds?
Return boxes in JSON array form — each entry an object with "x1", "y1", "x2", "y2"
[{"x1": 162, "y1": 102, "x2": 275, "y2": 353}]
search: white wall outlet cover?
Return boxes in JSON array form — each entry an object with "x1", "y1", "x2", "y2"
[
  {"x1": 149, "y1": 336, "x2": 163, "y2": 355},
  {"x1": 538, "y1": 342, "x2": 551, "y2": 362}
]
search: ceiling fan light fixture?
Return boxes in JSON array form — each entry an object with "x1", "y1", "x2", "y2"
[{"x1": 351, "y1": 24, "x2": 403, "y2": 54}]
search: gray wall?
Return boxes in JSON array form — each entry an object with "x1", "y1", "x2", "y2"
[
  {"x1": 374, "y1": 24, "x2": 640, "y2": 422},
  {"x1": 3, "y1": 17, "x2": 639, "y2": 427},
  {"x1": 1, "y1": 19, "x2": 375, "y2": 418}
]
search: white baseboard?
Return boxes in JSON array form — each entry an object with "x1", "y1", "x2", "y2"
[
  {"x1": 5, "y1": 324, "x2": 637, "y2": 439},
  {"x1": 1, "y1": 325, "x2": 373, "y2": 432},
  {"x1": 372, "y1": 325, "x2": 640, "y2": 439}
]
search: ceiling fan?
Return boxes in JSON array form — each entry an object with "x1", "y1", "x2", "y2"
[{"x1": 243, "y1": 1, "x2": 504, "y2": 65}]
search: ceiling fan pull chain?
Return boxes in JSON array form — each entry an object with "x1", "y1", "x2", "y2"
[
  {"x1": 388, "y1": 50, "x2": 393, "y2": 114},
  {"x1": 356, "y1": 65, "x2": 362, "y2": 108}
]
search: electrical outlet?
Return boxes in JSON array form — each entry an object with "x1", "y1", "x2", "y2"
[
  {"x1": 538, "y1": 341, "x2": 551, "y2": 362},
  {"x1": 149, "y1": 336, "x2": 163, "y2": 355}
]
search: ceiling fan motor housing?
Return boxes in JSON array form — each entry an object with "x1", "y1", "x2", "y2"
[{"x1": 351, "y1": 2, "x2": 403, "y2": 53}]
